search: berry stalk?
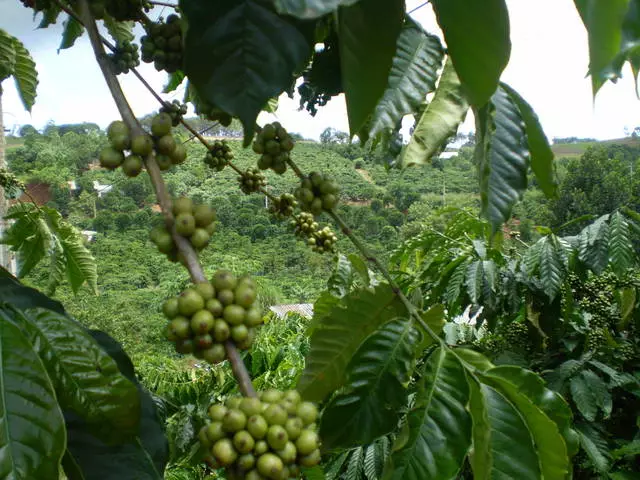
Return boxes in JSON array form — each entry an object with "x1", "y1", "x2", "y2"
[{"x1": 77, "y1": 0, "x2": 257, "y2": 398}]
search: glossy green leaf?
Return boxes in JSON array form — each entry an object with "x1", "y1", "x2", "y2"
[
  {"x1": 608, "y1": 211, "x2": 634, "y2": 276},
  {"x1": 298, "y1": 284, "x2": 407, "y2": 401},
  {"x1": 274, "y1": 0, "x2": 359, "y2": 18},
  {"x1": 0, "y1": 307, "x2": 66, "y2": 479},
  {"x1": 469, "y1": 382, "x2": 541, "y2": 480},
  {"x1": 181, "y1": 0, "x2": 313, "y2": 143},
  {"x1": 574, "y1": 0, "x2": 630, "y2": 95},
  {"x1": 485, "y1": 366, "x2": 577, "y2": 454},
  {"x1": 59, "y1": 16, "x2": 85, "y2": 52},
  {"x1": 320, "y1": 319, "x2": 420, "y2": 449},
  {"x1": 454, "y1": 348, "x2": 494, "y2": 372},
  {"x1": 339, "y1": 0, "x2": 404, "y2": 138},
  {"x1": 475, "y1": 85, "x2": 529, "y2": 232},
  {"x1": 383, "y1": 348, "x2": 471, "y2": 480},
  {"x1": 19, "y1": 309, "x2": 141, "y2": 442},
  {"x1": 369, "y1": 19, "x2": 445, "y2": 140},
  {"x1": 501, "y1": 83, "x2": 557, "y2": 198},
  {"x1": 481, "y1": 370, "x2": 571, "y2": 479},
  {"x1": 431, "y1": 0, "x2": 510, "y2": 107},
  {"x1": 401, "y1": 58, "x2": 469, "y2": 167}
]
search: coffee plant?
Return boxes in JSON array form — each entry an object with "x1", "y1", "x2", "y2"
[{"x1": 2, "y1": 0, "x2": 640, "y2": 479}]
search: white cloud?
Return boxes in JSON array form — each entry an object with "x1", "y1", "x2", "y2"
[{"x1": 1, "y1": 0, "x2": 638, "y2": 140}]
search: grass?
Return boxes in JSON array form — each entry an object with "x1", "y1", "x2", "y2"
[{"x1": 5, "y1": 136, "x2": 23, "y2": 150}]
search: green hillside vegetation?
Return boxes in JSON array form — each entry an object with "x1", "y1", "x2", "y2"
[{"x1": 5, "y1": 124, "x2": 478, "y2": 361}]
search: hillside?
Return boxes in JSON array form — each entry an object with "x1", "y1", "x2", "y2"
[
  {"x1": 6, "y1": 128, "x2": 479, "y2": 360},
  {"x1": 551, "y1": 136, "x2": 640, "y2": 158}
]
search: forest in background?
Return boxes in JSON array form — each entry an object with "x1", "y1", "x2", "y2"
[{"x1": 4, "y1": 121, "x2": 640, "y2": 478}]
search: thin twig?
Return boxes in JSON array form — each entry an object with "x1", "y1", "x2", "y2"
[
  {"x1": 77, "y1": 0, "x2": 256, "y2": 398},
  {"x1": 408, "y1": 0, "x2": 430, "y2": 14}
]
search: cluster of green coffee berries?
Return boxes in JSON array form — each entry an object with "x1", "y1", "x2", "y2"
[
  {"x1": 291, "y1": 213, "x2": 337, "y2": 254},
  {"x1": 141, "y1": 15, "x2": 183, "y2": 73},
  {"x1": 204, "y1": 141, "x2": 234, "y2": 171},
  {"x1": 0, "y1": 168, "x2": 26, "y2": 197},
  {"x1": 308, "y1": 227, "x2": 338, "y2": 254},
  {"x1": 149, "y1": 197, "x2": 216, "y2": 260},
  {"x1": 200, "y1": 390, "x2": 321, "y2": 479},
  {"x1": 294, "y1": 172, "x2": 339, "y2": 216},
  {"x1": 194, "y1": 98, "x2": 234, "y2": 126},
  {"x1": 160, "y1": 100, "x2": 188, "y2": 127},
  {"x1": 269, "y1": 194, "x2": 297, "y2": 219},
  {"x1": 163, "y1": 271, "x2": 263, "y2": 362},
  {"x1": 252, "y1": 123, "x2": 294, "y2": 174},
  {"x1": 239, "y1": 168, "x2": 267, "y2": 195},
  {"x1": 108, "y1": 40, "x2": 140, "y2": 75},
  {"x1": 149, "y1": 112, "x2": 187, "y2": 170},
  {"x1": 100, "y1": 121, "x2": 144, "y2": 177}
]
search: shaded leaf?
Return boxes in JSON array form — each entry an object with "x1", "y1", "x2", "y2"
[
  {"x1": 59, "y1": 16, "x2": 85, "y2": 51},
  {"x1": 539, "y1": 235, "x2": 566, "y2": 300},
  {"x1": 338, "y1": 0, "x2": 404, "y2": 138},
  {"x1": 369, "y1": 19, "x2": 445, "y2": 140},
  {"x1": 574, "y1": 0, "x2": 630, "y2": 95},
  {"x1": 182, "y1": 0, "x2": 313, "y2": 144},
  {"x1": 163, "y1": 71, "x2": 185, "y2": 93},
  {"x1": 19, "y1": 309, "x2": 141, "y2": 442},
  {"x1": 64, "y1": 330, "x2": 169, "y2": 479},
  {"x1": 578, "y1": 214, "x2": 610, "y2": 273},
  {"x1": 298, "y1": 284, "x2": 407, "y2": 401},
  {"x1": 103, "y1": 15, "x2": 135, "y2": 43},
  {"x1": 501, "y1": 83, "x2": 557, "y2": 197},
  {"x1": 383, "y1": 348, "x2": 471, "y2": 480},
  {"x1": 0, "y1": 29, "x2": 16, "y2": 81},
  {"x1": 320, "y1": 319, "x2": 420, "y2": 449},
  {"x1": 402, "y1": 58, "x2": 469, "y2": 167},
  {"x1": 0, "y1": 307, "x2": 67, "y2": 479},
  {"x1": 608, "y1": 211, "x2": 634, "y2": 276},
  {"x1": 0, "y1": 273, "x2": 65, "y2": 314},
  {"x1": 431, "y1": 0, "x2": 510, "y2": 107},
  {"x1": 475, "y1": 85, "x2": 529, "y2": 232},
  {"x1": 575, "y1": 422, "x2": 611, "y2": 473}
]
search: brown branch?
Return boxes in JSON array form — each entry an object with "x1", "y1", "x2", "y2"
[{"x1": 77, "y1": 0, "x2": 256, "y2": 398}]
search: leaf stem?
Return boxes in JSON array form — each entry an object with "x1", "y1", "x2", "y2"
[
  {"x1": 327, "y1": 210, "x2": 444, "y2": 345},
  {"x1": 77, "y1": 0, "x2": 256, "y2": 398}
]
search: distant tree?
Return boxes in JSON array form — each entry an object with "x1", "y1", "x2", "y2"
[
  {"x1": 19, "y1": 124, "x2": 38, "y2": 136},
  {"x1": 320, "y1": 127, "x2": 349, "y2": 145}
]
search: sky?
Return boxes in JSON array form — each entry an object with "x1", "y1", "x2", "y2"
[{"x1": 1, "y1": 0, "x2": 639, "y2": 141}]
